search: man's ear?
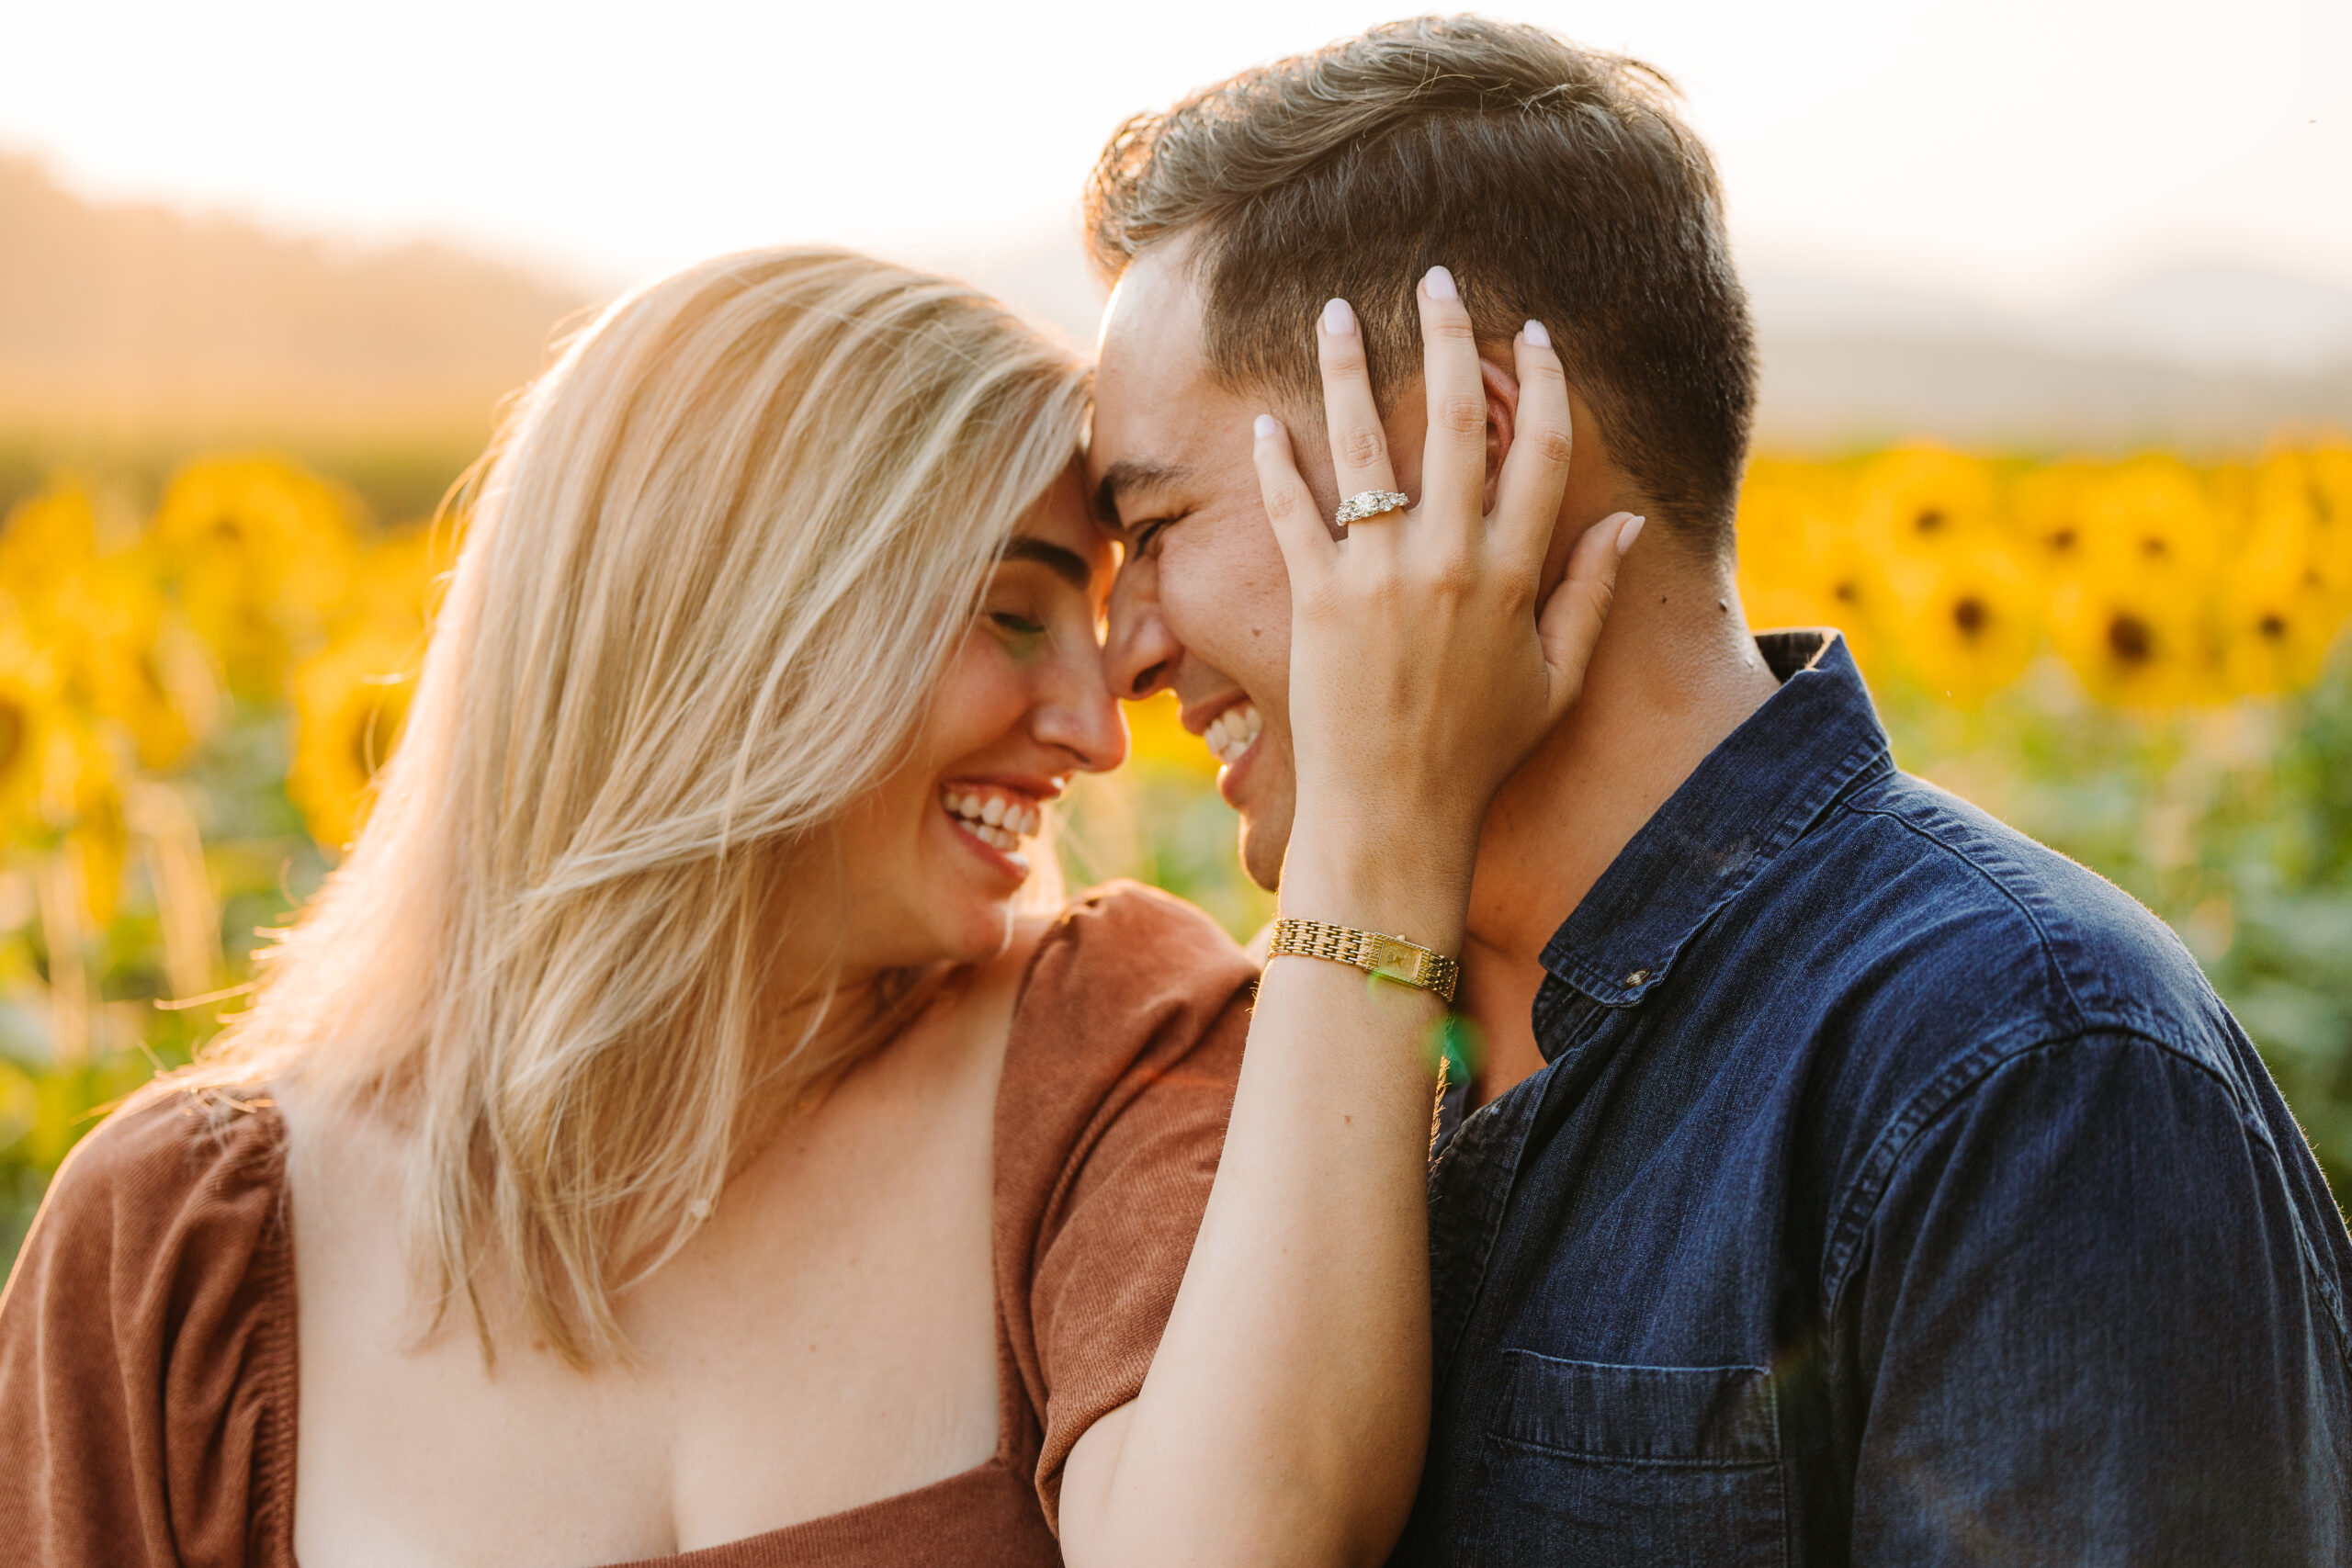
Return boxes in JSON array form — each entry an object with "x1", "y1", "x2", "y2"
[{"x1": 1479, "y1": 356, "x2": 1520, "y2": 513}]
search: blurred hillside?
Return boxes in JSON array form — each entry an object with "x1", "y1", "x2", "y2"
[
  {"x1": 1744, "y1": 263, "x2": 2352, "y2": 451},
  {"x1": 5, "y1": 151, "x2": 2349, "y2": 501},
  {"x1": 5, "y1": 152, "x2": 2352, "y2": 472},
  {"x1": 0, "y1": 154, "x2": 587, "y2": 457}
]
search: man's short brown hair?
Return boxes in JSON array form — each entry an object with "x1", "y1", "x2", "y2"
[{"x1": 1084, "y1": 15, "x2": 1756, "y2": 552}]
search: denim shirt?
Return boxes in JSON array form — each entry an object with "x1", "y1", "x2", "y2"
[{"x1": 1394, "y1": 632, "x2": 2352, "y2": 1567}]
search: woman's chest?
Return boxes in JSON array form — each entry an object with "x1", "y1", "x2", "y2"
[{"x1": 289, "y1": 1013, "x2": 1009, "y2": 1566}]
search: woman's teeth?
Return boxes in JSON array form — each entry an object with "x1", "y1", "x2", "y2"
[
  {"x1": 942, "y1": 787, "x2": 1041, "y2": 855},
  {"x1": 1204, "y1": 704, "x2": 1262, "y2": 766}
]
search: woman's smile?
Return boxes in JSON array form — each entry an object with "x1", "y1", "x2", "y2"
[{"x1": 937, "y1": 777, "x2": 1058, "y2": 878}]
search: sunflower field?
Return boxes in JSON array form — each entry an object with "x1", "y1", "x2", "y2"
[{"x1": 3, "y1": 441, "x2": 2350, "y2": 1269}]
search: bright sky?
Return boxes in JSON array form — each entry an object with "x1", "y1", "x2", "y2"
[{"x1": 5, "y1": 0, "x2": 2347, "y2": 307}]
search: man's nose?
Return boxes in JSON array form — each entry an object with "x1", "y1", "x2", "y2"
[{"x1": 1105, "y1": 555, "x2": 1180, "y2": 701}]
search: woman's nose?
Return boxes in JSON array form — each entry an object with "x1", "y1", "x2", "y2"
[{"x1": 1033, "y1": 637, "x2": 1128, "y2": 774}]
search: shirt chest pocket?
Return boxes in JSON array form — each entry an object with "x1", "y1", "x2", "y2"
[{"x1": 1467, "y1": 1348, "x2": 1786, "y2": 1568}]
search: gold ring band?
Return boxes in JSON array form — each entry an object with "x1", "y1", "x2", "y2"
[{"x1": 1335, "y1": 490, "x2": 1409, "y2": 526}]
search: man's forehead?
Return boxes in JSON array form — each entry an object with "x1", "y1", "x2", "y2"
[
  {"x1": 1099, "y1": 243, "x2": 1207, "y2": 362},
  {"x1": 1090, "y1": 248, "x2": 1242, "y2": 500}
]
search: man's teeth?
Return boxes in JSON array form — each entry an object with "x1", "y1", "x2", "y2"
[
  {"x1": 1204, "y1": 704, "x2": 1263, "y2": 766},
  {"x1": 942, "y1": 788, "x2": 1041, "y2": 852}
]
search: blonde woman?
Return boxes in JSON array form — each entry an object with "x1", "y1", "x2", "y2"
[{"x1": 0, "y1": 248, "x2": 1621, "y2": 1565}]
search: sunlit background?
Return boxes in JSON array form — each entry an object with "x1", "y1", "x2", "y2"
[{"x1": 3, "y1": 0, "x2": 2348, "y2": 1261}]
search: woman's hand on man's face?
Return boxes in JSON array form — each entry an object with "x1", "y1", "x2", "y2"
[{"x1": 1249, "y1": 265, "x2": 1640, "y2": 919}]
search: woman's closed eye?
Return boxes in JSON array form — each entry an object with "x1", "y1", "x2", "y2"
[{"x1": 990, "y1": 610, "x2": 1046, "y2": 637}]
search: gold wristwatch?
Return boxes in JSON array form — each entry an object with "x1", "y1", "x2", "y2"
[{"x1": 1267, "y1": 917, "x2": 1460, "y2": 1004}]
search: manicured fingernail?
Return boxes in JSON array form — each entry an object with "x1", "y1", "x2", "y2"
[
  {"x1": 1423, "y1": 265, "x2": 1457, "y2": 301},
  {"x1": 1254, "y1": 414, "x2": 1279, "y2": 439},
  {"x1": 1321, "y1": 298, "x2": 1356, "y2": 335},
  {"x1": 1523, "y1": 319, "x2": 1551, "y2": 349},
  {"x1": 1615, "y1": 513, "x2": 1646, "y2": 557}
]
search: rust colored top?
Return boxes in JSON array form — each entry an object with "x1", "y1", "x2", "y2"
[{"x1": 0, "y1": 883, "x2": 1256, "y2": 1568}]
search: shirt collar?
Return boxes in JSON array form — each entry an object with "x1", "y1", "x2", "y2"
[{"x1": 1537, "y1": 630, "x2": 1894, "y2": 1014}]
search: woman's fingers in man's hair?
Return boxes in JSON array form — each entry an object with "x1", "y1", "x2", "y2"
[{"x1": 1415, "y1": 265, "x2": 1488, "y2": 544}]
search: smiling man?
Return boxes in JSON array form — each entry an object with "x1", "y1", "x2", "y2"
[{"x1": 1083, "y1": 16, "x2": 2352, "y2": 1565}]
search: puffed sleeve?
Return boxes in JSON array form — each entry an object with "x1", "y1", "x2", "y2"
[
  {"x1": 992, "y1": 882, "x2": 1258, "y2": 1532},
  {"x1": 0, "y1": 1090, "x2": 298, "y2": 1568}
]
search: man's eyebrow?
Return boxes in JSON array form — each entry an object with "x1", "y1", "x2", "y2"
[
  {"x1": 998, "y1": 537, "x2": 1092, "y2": 590},
  {"x1": 1092, "y1": 459, "x2": 1191, "y2": 527}
]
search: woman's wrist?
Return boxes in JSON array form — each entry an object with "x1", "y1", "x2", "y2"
[{"x1": 1277, "y1": 823, "x2": 1477, "y2": 959}]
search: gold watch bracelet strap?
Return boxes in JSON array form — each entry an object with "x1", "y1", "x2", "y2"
[{"x1": 1267, "y1": 917, "x2": 1460, "y2": 1005}]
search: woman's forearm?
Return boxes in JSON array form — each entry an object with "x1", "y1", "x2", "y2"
[{"x1": 1057, "y1": 840, "x2": 1459, "y2": 1566}]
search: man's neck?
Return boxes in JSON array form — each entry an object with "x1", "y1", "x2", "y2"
[{"x1": 1454, "y1": 545, "x2": 1781, "y2": 1101}]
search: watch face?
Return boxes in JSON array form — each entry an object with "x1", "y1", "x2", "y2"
[{"x1": 1367, "y1": 934, "x2": 1430, "y2": 987}]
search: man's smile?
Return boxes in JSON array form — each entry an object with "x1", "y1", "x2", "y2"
[{"x1": 1193, "y1": 700, "x2": 1263, "y2": 767}]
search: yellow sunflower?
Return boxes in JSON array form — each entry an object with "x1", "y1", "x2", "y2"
[
  {"x1": 79, "y1": 566, "x2": 205, "y2": 772},
  {"x1": 1876, "y1": 532, "x2": 2044, "y2": 706},
  {"x1": 1849, "y1": 446, "x2": 2005, "y2": 558},
  {"x1": 2218, "y1": 547, "x2": 2338, "y2": 697},
  {"x1": 2038, "y1": 457, "x2": 2229, "y2": 709},
  {"x1": 2218, "y1": 454, "x2": 2350, "y2": 694},
  {"x1": 2073, "y1": 455, "x2": 2225, "y2": 588},
  {"x1": 1735, "y1": 461, "x2": 1890, "y2": 676},
  {"x1": 149, "y1": 457, "x2": 357, "y2": 702},
  {"x1": 0, "y1": 483, "x2": 100, "y2": 620},
  {"x1": 2048, "y1": 570, "x2": 2215, "y2": 710},
  {"x1": 2255, "y1": 443, "x2": 2352, "y2": 621},
  {"x1": 2009, "y1": 461, "x2": 2107, "y2": 580},
  {"x1": 3, "y1": 481, "x2": 219, "y2": 771},
  {"x1": 288, "y1": 626, "x2": 419, "y2": 849},
  {"x1": 0, "y1": 628, "x2": 53, "y2": 840},
  {"x1": 339, "y1": 523, "x2": 457, "y2": 636}
]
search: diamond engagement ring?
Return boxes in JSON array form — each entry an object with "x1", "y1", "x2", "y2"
[{"x1": 1334, "y1": 489, "x2": 1409, "y2": 526}]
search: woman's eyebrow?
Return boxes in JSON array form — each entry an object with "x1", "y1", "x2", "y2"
[{"x1": 1000, "y1": 537, "x2": 1093, "y2": 589}]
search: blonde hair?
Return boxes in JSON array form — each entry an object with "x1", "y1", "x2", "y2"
[{"x1": 184, "y1": 247, "x2": 1091, "y2": 1364}]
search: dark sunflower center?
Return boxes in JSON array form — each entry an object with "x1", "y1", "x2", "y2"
[
  {"x1": 1915, "y1": 508, "x2": 1946, "y2": 536},
  {"x1": 1952, "y1": 597, "x2": 1989, "y2": 639},
  {"x1": 0, "y1": 700, "x2": 22, "y2": 775},
  {"x1": 1833, "y1": 580, "x2": 1859, "y2": 604},
  {"x1": 2045, "y1": 527, "x2": 2078, "y2": 553},
  {"x1": 2108, "y1": 614, "x2": 2154, "y2": 664},
  {"x1": 2257, "y1": 613, "x2": 2289, "y2": 641}
]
